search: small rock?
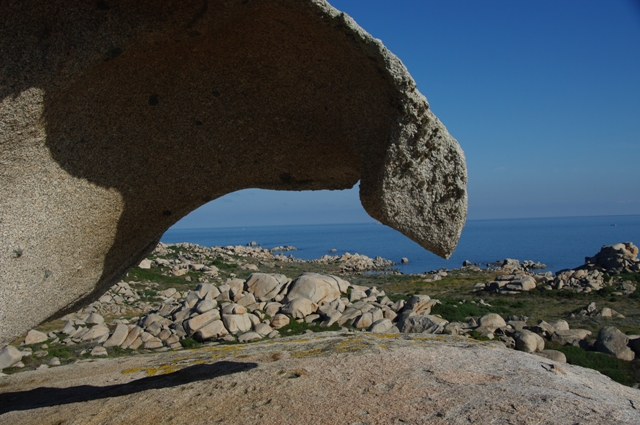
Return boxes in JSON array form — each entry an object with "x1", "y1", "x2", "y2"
[
  {"x1": 0, "y1": 345, "x2": 23, "y2": 369},
  {"x1": 238, "y1": 332, "x2": 262, "y2": 343},
  {"x1": 24, "y1": 329, "x2": 48, "y2": 345},
  {"x1": 535, "y1": 350, "x2": 567, "y2": 363},
  {"x1": 270, "y1": 314, "x2": 290, "y2": 329},
  {"x1": 90, "y1": 346, "x2": 108, "y2": 356}
]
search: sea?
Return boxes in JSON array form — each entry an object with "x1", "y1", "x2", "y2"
[{"x1": 161, "y1": 215, "x2": 640, "y2": 275}]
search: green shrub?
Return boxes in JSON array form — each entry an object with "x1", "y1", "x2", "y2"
[{"x1": 557, "y1": 345, "x2": 639, "y2": 386}]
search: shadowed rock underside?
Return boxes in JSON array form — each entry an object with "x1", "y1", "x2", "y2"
[{"x1": 0, "y1": 0, "x2": 467, "y2": 346}]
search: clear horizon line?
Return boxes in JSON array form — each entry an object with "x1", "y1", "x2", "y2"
[{"x1": 168, "y1": 212, "x2": 640, "y2": 231}]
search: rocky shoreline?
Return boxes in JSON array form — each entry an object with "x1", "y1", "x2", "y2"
[{"x1": 2, "y1": 241, "x2": 639, "y2": 387}]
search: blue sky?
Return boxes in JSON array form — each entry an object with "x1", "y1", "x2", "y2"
[{"x1": 174, "y1": 0, "x2": 640, "y2": 229}]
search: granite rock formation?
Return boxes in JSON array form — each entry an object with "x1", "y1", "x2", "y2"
[
  {"x1": 1, "y1": 333, "x2": 639, "y2": 424},
  {"x1": 0, "y1": 0, "x2": 467, "y2": 346}
]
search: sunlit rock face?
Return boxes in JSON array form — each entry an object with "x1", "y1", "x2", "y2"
[{"x1": 0, "y1": 0, "x2": 466, "y2": 346}]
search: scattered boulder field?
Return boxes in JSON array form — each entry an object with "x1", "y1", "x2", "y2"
[{"x1": 2, "y1": 241, "x2": 640, "y2": 388}]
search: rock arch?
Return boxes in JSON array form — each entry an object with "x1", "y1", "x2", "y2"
[{"x1": 0, "y1": 0, "x2": 466, "y2": 346}]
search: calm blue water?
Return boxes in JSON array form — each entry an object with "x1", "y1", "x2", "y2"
[{"x1": 161, "y1": 215, "x2": 640, "y2": 275}]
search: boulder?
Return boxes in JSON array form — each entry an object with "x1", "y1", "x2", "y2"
[
  {"x1": 595, "y1": 327, "x2": 635, "y2": 361},
  {"x1": 238, "y1": 332, "x2": 262, "y2": 343},
  {"x1": 103, "y1": 324, "x2": 130, "y2": 348},
  {"x1": 223, "y1": 314, "x2": 253, "y2": 335},
  {"x1": 24, "y1": 330, "x2": 48, "y2": 345},
  {"x1": 81, "y1": 325, "x2": 110, "y2": 342},
  {"x1": 90, "y1": 346, "x2": 108, "y2": 356},
  {"x1": 368, "y1": 318, "x2": 394, "y2": 333},
  {"x1": 536, "y1": 350, "x2": 567, "y2": 363},
  {"x1": 0, "y1": 0, "x2": 467, "y2": 347},
  {"x1": 397, "y1": 315, "x2": 448, "y2": 334},
  {"x1": 254, "y1": 323, "x2": 274, "y2": 337},
  {"x1": 185, "y1": 309, "x2": 221, "y2": 334},
  {"x1": 403, "y1": 295, "x2": 436, "y2": 315},
  {"x1": 504, "y1": 276, "x2": 536, "y2": 291},
  {"x1": 514, "y1": 330, "x2": 545, "y2": 353},
  {"x1": 138, "y1": 259, "x2": 152, "y2": 269},
  {"x1": 195, "y1": 299, "x2": 217, "y2": 314},
  {"x1": 477, "y1": 313, "x2": 506, "y2": 331},
  {"x1": 550, "y1": 320, "x2": 570, "y2": 331},
  {"x1": 194, "y1": 320, "x2": 228, "y2": 342},
  {"x1": 551, "y1": 329, "x2": 592, "y2": 346},
  {"x1": 264, "y1": 302, "x2": 284, "y2": 317},
  {"x1": 280, "y1": 298, "x2": 318, "y2": 319},
  {"x1": 270, "y1": 314, "x2": 290, "y2": 330},
  {"x1": 353, "y1": 312, "x2": 374, "y2": 329},
  {"x1": 285, "y1": 273, "x2": 348, "y2": 304},
  {"x1": 0, "y1": 345, "x2": 23, "y2": 369},
  {"x1": 120, "y1": 326, "x2": 144, "y2": 350},
  {"x1": 245, "y1": 274, "x2": 289, "y2": 302},
  {"x1": 221, "y1": 304, "x2": 247, "y2": 315}
]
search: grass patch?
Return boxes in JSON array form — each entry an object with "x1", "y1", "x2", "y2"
[
  {"x1": 430, "y1": 299, "x2": 511, "y2": 322},
  {"x1": 278, "y1": 320, "x2": 341, "y2": 336},
  {"x1": 127, "y1": 267, "x2": 194, "y2": 286},
  {"x1": 211, "y1": 259, "x2": 238, "y2": 271},
  {"x1": 180, "y1": 337, "x2": 201, "y2": 349},
  {"x1": 556, "y1": 345, "x2": 640, "y2": 386},
  {"x1": 46, "y1": 345, "x2": 72, "y2": 359}
]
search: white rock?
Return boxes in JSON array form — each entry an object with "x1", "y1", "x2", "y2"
[
  {"x1": 62, "y1": 320, "x2": 76, "y2": 335},
  {"x1": 270, "y1": 314, "x2": 290, "y2": 329},
  {"x1": 223, "y1": 313, "x2": 252, "y2": 334},
  {"x1": 353, "y1": 312, "x2": 374, "y2": 329},
  {"x1": 280, "y1": 298, "x2": 318, "y2": 319},
  {"x1": 0, "y1": 345, "x2": 23, "y2": 369},
  {"x1": 369, "y1": 318, "x2": 393, "y2": 333},
  {"x1": 264, "y1": 302, "x2": 283, "y2": 316},
  {"x1": 195, "y1": 299, "x2": 217, "y2": 314},
  {"x1": 104, "y1": 324, "x2": 130, "y2": 348},
  {"x1": 478, "y1": 313, "x2": 506, "y2": 331},
  {"x1": 221, "y1": 303, "x2": 247, "y2": 315},
  {"x1": 185, "y1": 309, "x2": 221, "y2": 334},
  {"x1": 238, "y1": 332, "x2": 262, "y2": 343},
  {"x1": 49, "y1": 357, "x2": 61, "y2": 366},
  {"x1": 245, "y1": 273, "x2": 289, "y2": 301},
  {"x1": 254, "y1": 323, "x2": 273, "y2": 336},
  {"x1": 81, "y1": 325, "x2": 110, "y2": 341},
  {"x1": 144, "y1": 337, "x2": 164, "y2": 349},
  {"x1": 120, "y1": 326, "x2": 143, "y2": 349},
  {"x1": 139, "y1": 259, "x2": 153, "y2": 269},
  {"x1": 90, "y1": 346, "x2": 108, "y2": 356},
  {"x1": 285, "y1": 273, "x2": 347, "y2": 304},
  {"x1": 24, "y1": 329, "x2": 48, "y2": 345},
  {"x1": 514, "y1": 330, "x2": 545, "y2": 353},
  {"x1": 550, "y1": 320, "x2": 570, "y2": 331},
  {"x1": 85, "y1": 313, "x2": 104, "y2": 325},
  {"x1": 194, "y1": 320, "x2": 228, "y2": 341}
]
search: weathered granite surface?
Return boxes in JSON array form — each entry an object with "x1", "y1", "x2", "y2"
[
  {"x1": 1, "y1": 333, "x2": 638, "y2": 424},
  {"x1": 0, "y1": 0, "x2": 467, "y2": 346}
]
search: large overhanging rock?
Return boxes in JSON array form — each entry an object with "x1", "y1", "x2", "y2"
[{"x1": 0, "y1": 0, "x2": 467, "y2": 346}]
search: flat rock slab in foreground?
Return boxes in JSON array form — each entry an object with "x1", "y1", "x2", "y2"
[{"x1": 1, "y1": 334, "x2": 638, "y2": 424}]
